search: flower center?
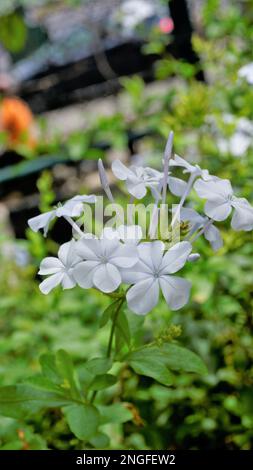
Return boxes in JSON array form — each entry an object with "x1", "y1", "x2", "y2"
[{"x1": 100, "y1": 255, "x2": 108, "y2": 264}]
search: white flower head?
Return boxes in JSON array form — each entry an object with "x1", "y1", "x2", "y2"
[
  {"x1": 194, "y1": 178, "x2": 253, "y2": 230},
  {"x1": 38, "y1": 241, "x2": 80, "y2": 294},
  {"x1": 122, "y1": 241, "x2": 192, "y2": 315},
  {"x1": 28, "y1": 195, "x2": 96, "y2": 235},
  {"x1": 73, "y1": 237, "x2": 138, "y2": 293},
  {"x1": 112, "y1": 160, "x2": 163, "y2": 199},
  {"x1": 238, "y1": 62, "x2": 253, "y2": 85}
]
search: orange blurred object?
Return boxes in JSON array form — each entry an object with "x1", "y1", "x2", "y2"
[{"x1": 0, "y1": 96, "x2": 37, "y2": 148}]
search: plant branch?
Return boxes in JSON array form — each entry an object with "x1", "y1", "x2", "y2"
[{"x1": 106, "y1": 297, "x2": 125, "y2": 358}]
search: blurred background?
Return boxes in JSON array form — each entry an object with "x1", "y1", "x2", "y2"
[{"x1": 0, "y1": 0, "x2": 253, "y2": 450}]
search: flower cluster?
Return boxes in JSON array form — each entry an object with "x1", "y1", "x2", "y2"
[{"x1": 28, "y1": 132, "x2": 253, "y2": 315}]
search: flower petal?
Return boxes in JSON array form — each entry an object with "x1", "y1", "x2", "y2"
[
  {"x1": 121, "y1": 263, "x2": 151, "y2": 284},
  {"x1": 75, "y1": 238, "x2": 101, "y2": 260},
  {"x1": 38, "y1": 257, "x2": 63, "y2": 275},
  {"x1": 58, "y1": 241, "x2": 79, "y2": 267},
  {"x1": 205, "y1": 200, "x2": 232, "y2": 221},
  {"x1": 204, "y1": 224, "x2": 223, "y2": 251},
  {"x1": 126, "y1": 278, "x2": 159, "y2": 315},
  {"x1": 112, "y1": 160, "x2": 130, "y2": 180},
  {"x1": 93, "y1": 263, "x2": 121, "y2": 293},
  {"x1": 179, "y1": 207, "x2": 204, "y2": 226},
  {"x1": 126, "y1": 179, "x2": 147, "y2": 199},
  {"x1": 111, "y1": 244, "x2": 138, "y2": 268},
  {"x1": 100, "y1": 238, "x2": 120, "y2": 258},
  {"x1": 194, "y1": 178, "x2": 233, "y2": 202},
  {"x1": 56, "y1": 195, "x2": 96, "y2": 217},
  {"x1": 168, "y1": 177, "x2": 188, "y2": 197},
  {"x1": 159, "y1": 275, "x2": 191, "y2": 310},
  {"x1": 231, "y1": 198, "x2": 253, "y2": 231},
  {"x1": 160, "y1": 241, "x2": 192, "y2": 274},
  {"x1": 73, "y1": 260, "x2": 99, "y2": 288},
  {"x1": 138, "y1": 241, "x2": 164, "y2": 271},
  {"x1": 169, "y1": 154, "x2": 194, "y2": 173},
  {"x1": 39, "y1": 272, "x2": 64, "y2": 294},
  {"x1": 28, "y1": 210, "x2": 55, "y2": 236},
  {"x1": 61, "y1": 273, "x2": 76, "y2": 290}
]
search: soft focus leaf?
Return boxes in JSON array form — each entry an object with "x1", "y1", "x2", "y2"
[
  {"x1": 97, "y1": 403, "x2": 132, "y2": 424},
  {"x1": 64, "y1": 404, "x2": 100, "y2": 441},
  {"x1": 89, "y1": 374, "x2": 117, "y2": 391}
]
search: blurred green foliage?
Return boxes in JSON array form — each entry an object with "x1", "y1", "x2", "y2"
[{"x1": 0, "y1": 0, "x2": 253, "y2": 450}]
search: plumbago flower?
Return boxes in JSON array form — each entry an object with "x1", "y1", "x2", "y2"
[
  {"x1": 28, "y1": 195, "x2": 96, "y2": 235},
  {"x1": 111, "y1": 159, "x2": 191, "y2": 200},
  {"x1": 194, "y1": 178, "x2": 253, "y2": 230},
  {"x1": 122, "y1": 241, "x2": 192, "y2": 315},
  {"x1": 38, "y1": 241, "x2": 80, "y2": 294},
  {"x1": 112, "y1": 160, "x2": 163, "y2": 199},
  {"x1": 28, "y1": 131, "x2": 253, "y2": 312},
  {"x1": 238, "y1": 62, "x2": 253, "y2": 85},
  {"x1": 73, "y1": 235, "x2": 138, "y2": 293},
  {"x1": 22, "y1": 130, "x2": 253, "y2": 445}
]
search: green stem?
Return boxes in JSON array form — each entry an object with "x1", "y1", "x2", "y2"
[
  {"x1": 106, "y1": 297, "x2": 125, "y2": 358},
  {"x1": 90, "y1": 297, "x2": 125, "y2": 404}
]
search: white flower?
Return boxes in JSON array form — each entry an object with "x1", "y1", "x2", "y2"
[
  {"x1": 28, "y1": 195, "x2": 96, "y2": 235},
  {"x1": 238, "y1": 62, "x2": 253, "y2": 85},
  {"x1": 122, "y1": 240, "x2": 192, "y2": 315},
  {"x1": 73, "y1": 237, "x2": 138, "y2": 293},
  {"x1": 38, "y1": 241, "x2": 80, "y2": 294},
  {"x1": 169, "y1": 154, "x2": 213, "y2": 181},
  {"x1": 112, "y1": 158, "x2": 190, "y2": 200},
  {"x1": 55, "y1": 195, "x2": 96, "y2": 217},
  {"x1": 102, "y1": 225, "x2": 143, "y2": 245},
  {"x1": 194, "y1": 178, "x2": 253, "y2": 230},
  {"x1": 217, "y1": 115, "x2": 253, "y2": 158},
  {"x1": 112, "y1": 160, "x2": 163, "y2": 199},
  {"x1": 168, "y1": 176, "x2": 188, "y2": 197},
  {"x1": 180, "y1": 207, "x2": 223, "y2": 251}
]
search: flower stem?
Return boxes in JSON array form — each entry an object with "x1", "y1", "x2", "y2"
[
  {"x1": 171, "y1": 173, "x2": 196, "y2": 228},
  {"x1": 90, "y1": 297, "x2": 125, "y2": 404},
  {"x1": 106, "y1": 297, "x2": 125, "y2": 358},
  {"x1": 64, "y1": 216, "x2": 84, "y2": 237}
]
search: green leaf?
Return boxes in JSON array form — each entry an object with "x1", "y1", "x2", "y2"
[
  {"x1": 39, "y1": 353, "x2": 61, "y2": 385},
  {"x1": 160, "y1": 344, "x2": 208, "y2": 375},
  {"x1": 89, "y1": 374, "x2": 117, "y2": 391},
  {"x1": 24, "y1": 375, "x2": 63, "y2": 393},
  {"x1": 83, "y1": 358, "x2": 112, "y2": 376},
  {"x1": 64, "y1": 404, "x2": 100, "y2": 441},
  {"x1": 0, "y1": 384, "x2": 70, "y2": 420},
  {"x1": 0, "y1": 12, "x2": 27, "y2": 53},
  {"x1": 89, "y1": 432, "x2": 109, "y2": 448},
  {"x1": 116, "y1": 310, "x2": 131, "y2": 346},
  {"x1": 97, "y1": 403, "x2": 132, "y2": 424},
  {"x1": 126, "y1": 344, "x2": 207, "y2": 385},
  {"x1": 55, "y1": 349, "x2": 81, "y2": 399},
  {"x1": 127, "y1": 348, "x2": 174, "y2": 386},
  {"x1": 99, "y1": 300, "x2": 121, "y2": 328},
  {"x1": 78, "y1": 358, "x2": 113, "y2": 389}
]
